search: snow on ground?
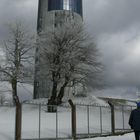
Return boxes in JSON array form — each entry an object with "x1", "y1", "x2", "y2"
[
  {"x1": 0, "y1": 103, "x2": 132, "y2": 140},
  {"x1": 81, "y1": 133, "x2": 134, "y2": 140}
]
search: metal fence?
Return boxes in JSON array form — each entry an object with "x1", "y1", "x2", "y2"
[
  {"x1": 114, "y1": 105, "x2": 135, "y2": 132},
  {"x1": 76, "y1": 105, "x2": 112, "y2": 138},
  {"x1": 0, "y1": 103, "x2": 135, "y2": 140},
  {"x1": 22, "y1": 103, "x2": 72, "y2": 139},
  {"x1": 21, "y1": 103, "x2": 135, "y2": 139},
  {"x1": 0, "y1": 105, "x2": 15, "y2": 140}
]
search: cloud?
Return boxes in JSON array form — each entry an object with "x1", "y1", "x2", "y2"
[
  {"x1": 83, "y1": 0, "x2": 140, "y2": 88},
  {"x1": 0, "y1": 0, "x2": 37, "y2": 40},
  {"x1": 84, "y1": 0, "x2": 140, "y2": 36},
  {"x1": 98, "y1": 27, "x2": 140, "y2": 87}
]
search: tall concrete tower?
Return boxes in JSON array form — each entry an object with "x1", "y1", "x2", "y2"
[{"x1": 34, "y1": 0, "x2": 83, "y2": 99}]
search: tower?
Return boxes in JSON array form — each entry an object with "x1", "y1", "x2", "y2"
[{"x1": 34, "y1": 0, "x2": 83, "y2": 98}]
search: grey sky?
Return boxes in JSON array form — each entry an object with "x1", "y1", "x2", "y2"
[{"x1": 1, "y1": 0, "x2": 140, "y2": 90}]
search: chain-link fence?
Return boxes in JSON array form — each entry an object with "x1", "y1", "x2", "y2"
[
  {"x1": 114, "y1": 105, "x2": 135, "y2": 132},
  {"x1": 21, "y1": 103, "x2": 134, "y2": 139},
  {"x1": 0, "y1": 105, "x2": 15, "y2": 140},
  {"x1": 76, "y1": 105, "x2": 112, "y2": 138},
  {"x1": 22, "y1": 103, "x2": 72, "y2": 139},
  {"x1": 0, "y1": 102, "x2": 135, "y2": 140}
]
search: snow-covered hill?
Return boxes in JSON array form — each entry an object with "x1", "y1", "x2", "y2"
[
  {"x1": 0, "y1": 81, "x2": 138, "y2": 107},
  {"x1": 93, "y1": 87, "x2": 139, "y2": 100}
]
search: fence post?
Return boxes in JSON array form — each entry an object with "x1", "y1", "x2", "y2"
[
  {"x1": 39, "y1": 104, "x2": 41, "y2": 139},
  {"x1": 87, "y1": 105, "x2": 90, "y2": 137},
  {"x1": 100, "y1": 106, "x2": 102, "y2": 134},
  {"x1": 14, "y1": 96, "x2": 22, "y2": 140},
  {"x1": 56, "y1": 106, "x2": 58, "y2": 139},
  {"x1": 68, "y1": 99, "x2": 76, "y2": 140},
  {"x1": 108, "y1": 101, "x2": 115, "y2": 134},
  {"x1": 122, "y1": 105, "x2": 125, "y2": 130}
]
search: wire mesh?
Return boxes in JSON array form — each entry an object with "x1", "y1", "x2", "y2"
[
  {"x1": 22, "y1": 104, "x2": 132, "y2": 139},
  {"x1": 22, "y1": 104, "x2": 40, "y2": 139},
  {"x1": 0, "y1": 105, "x2": 15, "y2": 140},
  {"x1": 114, "y1": 105, "x2": 135, "y2": 132}
]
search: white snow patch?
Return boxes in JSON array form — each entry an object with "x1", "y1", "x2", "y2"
[{"x1": 81, "y1": 133, "x2": 134, "y2": 140}]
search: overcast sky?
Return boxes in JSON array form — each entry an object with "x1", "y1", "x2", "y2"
[{"x1": 1, "y1": 0, "x2": 140, "y2": 93}]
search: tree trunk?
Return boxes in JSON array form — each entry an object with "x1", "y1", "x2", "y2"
[
  {"x1": 57, "y1": 82, "x2": 68, "y2": 105},
  {"x1": 47, "y1": 81, "x2": 58, "y2": 112},
  {"x1": 51, "y1": 81, "x2": 57, "y2": 101},
  {"x1": 11, "y1": 79, "x2": 17, "y2": 104},
  {"x1": 11, "y1": 79, "x2": 22, "y2": 140}
]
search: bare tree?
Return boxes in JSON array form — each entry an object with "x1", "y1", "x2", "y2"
[
  {"x1": 37, "y1": 22, "x2": 103, "y2": 105},
  {"x1": 0, "y1": 22, "x2": 34, "y2": 140},
  {"x1": 0, "y1": 22, "x2": 34, "y2": 101}
]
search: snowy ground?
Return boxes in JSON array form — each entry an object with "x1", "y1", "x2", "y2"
[
  {"x1": 81, "y1": 133, "x2": 134, "y2": 140},
  {"x1": 0, "y1": 103, "x2": 133, "y2": 140}
]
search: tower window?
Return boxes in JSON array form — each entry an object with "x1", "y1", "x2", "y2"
[
  {"x1": 55, "y1": 12, "x2": 57, "y2": 17},
  {"x1": 54, "y1": 23, "x2": 57, "y2": 28},
  {"x1": 48, "y1": 0, "x2": 83, "y2": 17},
  {"x1": 36, "y1": 47, "x2": 39, "y2": 52},
  {"x1": 35, "y1": 57, "x2": 39, "y2": 62},
  {"x1": 63, "y1": 0, "x2": 70, "y2": 10},
  {"x1": 36, "y1": 82, "x2": 39, "y2": 87}
]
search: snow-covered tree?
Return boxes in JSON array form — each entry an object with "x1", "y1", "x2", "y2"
[
  {"x1": 37, "y1": 22, "x2": 103, "y2": 105},
  {"x1": 0, "y1": 22, "x2": 35, "y2": 103}
]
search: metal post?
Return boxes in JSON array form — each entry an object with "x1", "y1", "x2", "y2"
[
  {"x1": 39, "y1": 104, "x2": 41, "y2": 139},
  {"x1": 100, "y1": 106, "x2": 102, "y2": 134},
  {"x1": 122, "y1": 105, "x2": 125, "y2": 130},
  {"x1": 56, "y1": 105, "x2": 58, "y2": 139},
  {"x1": 68, "y1": 99, "x2": 77, "y2": 140},
  {"x1": 108, "y1": 101, "x2": 115, "y2": 134},
  {"x1": 87, "y1": 105, "x2": 90, "y2": 137},
  {"x1": 14, "y1": 96, "x2": 22, "y2": 140}
]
